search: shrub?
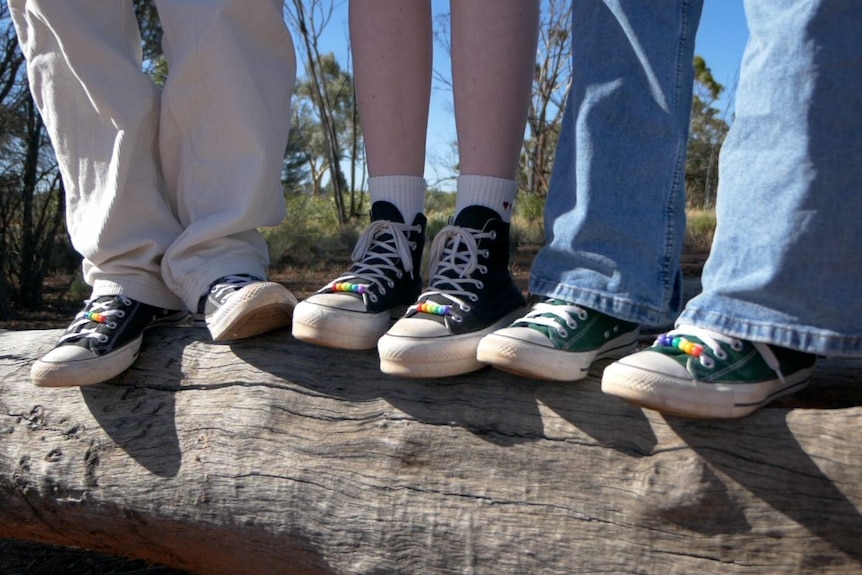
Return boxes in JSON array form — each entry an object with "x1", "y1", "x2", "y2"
[{"x1": 685, "y1": 209, "x2": 716, "y2": 253}]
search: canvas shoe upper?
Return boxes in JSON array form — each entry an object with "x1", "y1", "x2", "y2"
[
  {"x1": 292, "y1": 201, "x2": 426, "y2": 350},
  {"x1": 202, "y1": 274, "x2": 297, "y2": 341},
  {"x1": 30, "y1": 295, "x2": 188, "y2": 387},
  {"x1": 378, "y1": 205, "x2": 527, "y2": 378},
  {"x1": 477, "y1": 298, "x2": 639, "y2": 381},
  {"x1": 601, "y1": 325, "x2": 816, "y2": 418}
]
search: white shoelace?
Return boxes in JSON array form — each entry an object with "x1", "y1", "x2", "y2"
[
  {"x1": 326, "y1": 220, "x2": 420, "y2": 303},
  {"x1": 512, "y1": 300, "x2": 588, "y2": 338},
  {"x1": 663, "y1": 325, "x2": 785, "y2": 382},
  {"x1": 408, "y1": 225, "x2": 494, "y2": 320},
  {"x1": 209, "y1": 275, "x2": 260, "y2": 302},
  {"x1": 59, "y1": 295, "x2": 133, "y2": 345}
]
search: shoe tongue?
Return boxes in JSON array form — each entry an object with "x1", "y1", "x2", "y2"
[
  {"x1": 370, "y1": 201, "x2": 405, "y2": 223},
  {"x1": 88, "y1": 294, "x2": 128, "y2": 312},
  {"x1": 453, "y1": 205, "x2": 501, "y2": 229}
]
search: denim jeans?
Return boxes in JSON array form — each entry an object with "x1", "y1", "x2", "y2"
[{"x1": 530, "y1": 0, "x2": 862, "y2": 357}]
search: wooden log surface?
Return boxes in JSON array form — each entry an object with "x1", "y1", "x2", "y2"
[{"x1": 1, "y1": 325, "x2": 861, "y2": 574}]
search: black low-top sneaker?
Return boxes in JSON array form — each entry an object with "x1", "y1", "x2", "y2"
[
  {"x1": 30, "y1": 295, "x2": 188, "y2": 387},
  {"x1": 292, "y1": 201, "x2": 426, "y2": 350},
  {"x1": 378, "y1": 205, "x2": 527, "y2": 378},
  {"x1": 202, "y1": 274, "x2": 297, "y2": 341},
  {"x1": 601, "y1": 325, "x2": 816, "y2": 418}
]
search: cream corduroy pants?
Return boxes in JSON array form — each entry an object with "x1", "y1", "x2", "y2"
[{"x1": 10, "y1": 0, "x2": 296, "y2": 311}]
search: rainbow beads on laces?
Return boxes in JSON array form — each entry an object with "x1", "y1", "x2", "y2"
[
  {"x1": 657, "y1": 333, "x2": 704, "y2": 357},
  {"x1": 333, "y1": 282, "x2": 367, "y2": 294},
  {"x1": 417, "y1": 302, "x2": 451, "y2": 316},
  {"x1": 83, "y1": 311, "x2": 108, "y2": 324}
]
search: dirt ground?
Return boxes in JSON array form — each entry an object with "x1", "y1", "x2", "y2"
[{"x1": 0, "y1": 244, "x2": 708, "y2": 573}]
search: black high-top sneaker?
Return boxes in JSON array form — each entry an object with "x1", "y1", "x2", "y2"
[
  {"x1": 292, "y1": 201, "x2": 427, "y2": 349},
  {"x1": 378, "y1": 205, "x2": 527, "y2": 377}
]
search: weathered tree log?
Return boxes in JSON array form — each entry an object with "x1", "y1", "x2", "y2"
[{"x1": 1, "y1": 326, "x2": 861, "y2": 574}]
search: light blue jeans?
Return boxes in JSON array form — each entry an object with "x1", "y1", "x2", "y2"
[{"x1": 529, "y1": 0, "x2": 862, "y2": 357}]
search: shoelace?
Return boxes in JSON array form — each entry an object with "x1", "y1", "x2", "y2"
[
  {"x1": 657, "y1": 325, "x2": 786, "y2": 383},
  {"x1": 409, "y1": 225, "x2": 494, "y2": 321},
  {"x1": 210, "y1": 274, "x2": 261, "y2": 303},
  {"x1": 58, "y1": 295, "x2": 133, "y2": 345},
  {"x1": 512, "y1": 300, "x2": 588, "y2": 338},
  {"x1": 325, "y1": 220, "x2": 420, "y2": 304}
]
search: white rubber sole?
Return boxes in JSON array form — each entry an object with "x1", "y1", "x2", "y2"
[
  {"x1": 601, "y1": 355, "x2": 814, "y2": 418},
  {"x1": 377, "y1": 307, "x2": 528, "y2": 378},
  {"x1": 207, "y1": 282, "x2": 297, "y2": 341},
  {"x1": 292, "y1": 300, "x2": 404, "y2": 350},
  {"x1": 31, "y1": 337, "x2": 144, "y2": 388},
  {"x1": 477, "y1": 330, "x2": 638, "y2": 382}
]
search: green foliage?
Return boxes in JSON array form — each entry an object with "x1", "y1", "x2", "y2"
[
  {"x1": 264, "y1": 194, "x2": 366, "y2": 269},
  {"x1": 515, "y1": 192, "x2": 545, "y2": 244},
  {"x1": 425, "y1": 188, "x2": 456, "y2": 216},
  {"x1": 687, "y1": 55, "x2": 730, "y2": 209},
  {"x1": 684, "y1": 208, "x2": 716, "y2": 253}
]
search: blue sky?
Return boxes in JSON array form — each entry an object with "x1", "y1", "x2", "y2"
[{"x1": 303, "y1": 0, "x2": 750, "y2": 187}]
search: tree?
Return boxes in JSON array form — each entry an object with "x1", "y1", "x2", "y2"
[
  {"x1": 686, "y1": 55, "x2": 731, "y2": 209},
  {"x1": 0, "y1": 1, "x2": 66, "y2": 317},
  {"x1": 521, "y1": 0, "x2": 572, "y2": 202},
  {"x1": 282, "y1": 110, "x2": 312, "y2": 196},
  {"x1": 285, "y1": 0, "x2": 364, "y2": 225},
  {"x1": 291, "y1": 52, "x2": 361, "y2": 210},
  {"x1": 133, "y1": 0, "x2": 162, "y2": 74}
]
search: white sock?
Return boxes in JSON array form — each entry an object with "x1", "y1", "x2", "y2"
[
  {"x1": 368, "y1": 175, "x2": 426, "y2": 223},
  {"x1": 455, "y1": 175, "x2": 517, "y2": 223}
]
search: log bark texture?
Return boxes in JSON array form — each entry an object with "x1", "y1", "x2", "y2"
[{"x1": 1, "y1": 326, "x2": 861, "y2": 574}]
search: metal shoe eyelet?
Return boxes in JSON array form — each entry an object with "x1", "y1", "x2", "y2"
[
  {"x1": 460, "y1": 305, "x2": 471, "y2": 312},
  {"x1": 116, "y1": 311, "x2": 126, "y2": 318},
  {"x1": 369, "y1": 294, "x2": 379, "y2": 302},
  {"x1": 396, "y1": 272, "x2": 403, "y2": 279},
  {"x1": 482, "y1": 250, "x2": 490, "y2": 258},
  {"x1": 476, "y1": 281, "x2": 484, "y2": 289},
  {"x1": 489, "y1": 231, "x2": 497, "y2": 240},
  {"x1": 702, "y1": 356, "x2": 716, "y2": 369},
  {"x1": 452, "y1": 316, "x2": 463, "y2": 323},
  {"x1": 557, "y1": 328, "x2": 568, "y2": 337},
  {"x1": 98, "y1": 335, "x2": 109, "y2": 343},
  {"x1": 566, "y1": 320, "x2": 577, "y2": 329},
  {"x1": 470, "y1": 294, "x2": 479, "y2": 302},
  {"x1": 479, "y1": 266, "x2": 488, "y2": 274},
  {"x1": 106, "y1": 321, "x2": 118, "y2": 329},
  {"x1": 380, "y1": 287, "x2": 387, "y2": 295},
  {"x1": 387, "y1": 280, "x2": 395, "y2": 288},
  {"x1": 731, "y1": 340, "x2": 744, "y2": 351},
  {"x1": 715, "y1": 349, "x2": 728, "y2": 360}
]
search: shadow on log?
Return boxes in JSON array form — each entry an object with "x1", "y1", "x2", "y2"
[{"x1": 1, "y1": 325, "x2": 862, "y2": 574}]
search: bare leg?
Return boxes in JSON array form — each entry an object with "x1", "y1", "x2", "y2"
[
  {"x1": 451, "y1": 0, "x2": 539, "y2": 179},
  {"x1": 349, "y1": 0, "x2": 432, "y2": 179}
]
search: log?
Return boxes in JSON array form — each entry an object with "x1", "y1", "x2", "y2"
[{"x1": 1, "y1": 325, "x2": 862, "y2": 574}]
